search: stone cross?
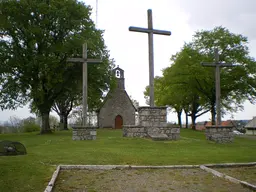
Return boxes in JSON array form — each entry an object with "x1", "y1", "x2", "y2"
[
  {"x1": 67, "y1": 43, "x2": 102, "y2": 126},
  {"x1": 129, "y1": 9, "x2": 171, "y2": 107},
  {"x1": 201, "y1": 48, "x2": 234, "y2": 126}
]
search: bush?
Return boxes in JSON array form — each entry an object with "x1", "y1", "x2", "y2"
[{"x1": 22, "y1": 122, "x2": 40, "y2": 133}]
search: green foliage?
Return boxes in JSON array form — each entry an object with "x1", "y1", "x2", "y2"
[
  {"x1": 192, "y1": 26, "x2": 256, "y2": 104},
  {"x1": 0, "y1": 129, "x2": 255, "y2": 191},
  {"x1": 0, "y1": 0, "x2": 114, "y2": 133},
  {"x1": 22, "y1": 122, "x2": 40, "y2": 133},
  {"x1": 144, "y1": 26, "x2": 256, "y2": 125}
]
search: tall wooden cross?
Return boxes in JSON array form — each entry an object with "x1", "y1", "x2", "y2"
[
  {"x1": 129, "y1": 9, "x2": 171, "y2": 107},
  {"x1": 67, "y1": 43, "x2": 102, "y2": 126},
  {"x1": 201, "y1": 48, "x2": 235, "y2": 126}
]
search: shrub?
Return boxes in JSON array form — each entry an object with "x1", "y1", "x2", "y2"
[{"x1": 22, "y1": 122, "x2": 40, "y2": 133}]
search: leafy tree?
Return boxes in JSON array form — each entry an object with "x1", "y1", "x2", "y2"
[
  {"x1": 52, "y1": 92, "x2": 76, "y2": 130},
  {"x1": 0, "y1": 0, "x2": 113, "y2": 134},
  {"x1": 144, "y1": 48, "x2": 209, "y2": 129},
  {"x1": 192, "y1": 26, "x2": 256, "y2": 124},
  {"x1": 144, "y1": 26, "x2": 256, "y2": 127},
  {"x1": 163, "y1": 44, "x2": 210, "y2": 129}
]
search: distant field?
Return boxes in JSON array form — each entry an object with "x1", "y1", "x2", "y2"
[{"x1": 0, "y1": 129, "x2": 255, "y2": 192}]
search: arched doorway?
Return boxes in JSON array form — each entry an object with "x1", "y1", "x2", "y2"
[{"x1": 115, "y1": 115, "x2": 123, "y2": 129}]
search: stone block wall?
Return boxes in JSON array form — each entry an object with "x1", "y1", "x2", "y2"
[
  {"x1": 147, "y1": 126, "x2": 180, "y2": 140},
  {"x1": 123, "y1": 106, "x2": 180, "y2": 140},
  {"x1": 123, "y1": 125, "x2": 180, "y2": 140},
  {"x1": 72, "y1": 126, "x2": 97, "y2": 140},
  {"x1": 205, "y1": 126, "x2": 234, "y2": 143},
  {"x1": 138, "y1": 106, "x2": 167, "y2": 127},
  {"x1": 123, "y1": 125, "x2": 147, "y2": 138}
]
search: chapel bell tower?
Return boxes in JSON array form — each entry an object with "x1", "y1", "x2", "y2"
[{"x1": 113, "y1": 65, "x2": 125, "y2": 90}]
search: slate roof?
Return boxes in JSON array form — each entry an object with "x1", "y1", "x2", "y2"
[{"x1": 96, "y1": 89, "x2": 137, "y2": 112}]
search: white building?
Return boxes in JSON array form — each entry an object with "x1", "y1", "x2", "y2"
[{"x1": 244, "y1": 116, "x2": 256, "y2": 135}]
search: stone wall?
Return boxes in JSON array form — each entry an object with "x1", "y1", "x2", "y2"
[
  {"x1": 72, "y1": 126, "x2": 97, "y2": 140},
  {"x1": 123, "y1": 125, "x2": 180, "y2": 140},
  {"x1": 139, "y1": 107, "x2": 167, "y2": 127},
  {"x1": 205, "y1": 126, "x2": 234, "y2": 143},
  {"x1": 123, "y1": 125, "x2": 147, "y2": 138},
  {"x1": 123, "y1": 106, "x2": 180, "y2": 140}
]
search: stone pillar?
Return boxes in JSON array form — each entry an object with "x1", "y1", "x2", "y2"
[
  {"x1": 138, "y1": 106, "x2": 167, "y2": 127},
  {"x1": 205, "y1": 126, "x2": 234, "y2": 143},
  {"x1": 72, "y1": 126, "x2": 97, "y2": 140},
  {"x1": 123, "y1": 106, "x2": 180, "y2": 140}
]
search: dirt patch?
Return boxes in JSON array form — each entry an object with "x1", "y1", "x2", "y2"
[
  {"x1": 215, "y1": 166, "x2": 256, "y2": 185},
  {"x1": 53, "y1": 168, "x2": 252, "y2": 192}
]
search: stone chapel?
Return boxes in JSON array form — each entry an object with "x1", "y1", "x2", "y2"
[{"x1": 98, "y1": 66, "x2": 136, "y2": 128}]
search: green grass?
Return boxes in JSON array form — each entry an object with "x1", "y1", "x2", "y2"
[{"x1": 0, "y1": 129, "x2": 256, "y2": 192}]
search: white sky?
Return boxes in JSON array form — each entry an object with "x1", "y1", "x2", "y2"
[{"x1": 0, "y1": 0, "x2": 255, "y2": 123}]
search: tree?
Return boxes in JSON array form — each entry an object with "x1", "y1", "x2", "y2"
[
  {"x1": 144, "y1": 26, "x2": 256, "y2": 128},
  {"x1": 52, "y1": 93, "x2": 75, "y2": 130},
  {"x1": 52, "y1": 57, "x2": 115, "y2": 130},
  {"x1": 191, "y1": 26, "x2": 256, "y2": 124},
  {"x1": 0, "y1": 0, "x2": 114, "y2": 134},
  {"x1": 144, "y1": 48, "x2": 209, "y2": 129},
  {"x1": 163, "y1": 44, "x2": 210, "y2": 129}
]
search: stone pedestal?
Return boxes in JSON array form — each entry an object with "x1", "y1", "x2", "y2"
[
  {"x1": 205, "y1": 126, "x2": 234, "y2": 143},
  {"x1": 123, "y1": 106, "x2": 180, "y2": 140},
  {"x1": 138, "y1": 106, "x2": 167, "y2": 127},
  {"x1": 72, "y1": 126, "x2": 97, "y2": 140}
]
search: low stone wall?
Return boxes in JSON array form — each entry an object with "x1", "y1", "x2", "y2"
[
  {"x1": 123, "y1": 125, "x2": 180, "y2": 140},
  {"x1": 205, "y1": 126, "x2": 234, "y2": 143},
  {"x1": 123, "y1": 125, "x2": 147, "y2": 138},
  {"x1": 72, "y1": 126, "x2": 97, "y2": 140},
  {"x1": 148, "y1": 126, "x2": 180, "y2": 140}
]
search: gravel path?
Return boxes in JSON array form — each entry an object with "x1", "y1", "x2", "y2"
[{"x1": 54, "y1": 168, "x2": 252, "y2": 192}]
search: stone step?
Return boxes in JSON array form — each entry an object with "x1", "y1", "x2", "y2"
[{"x1": 148, "y1": 133, "x2": 169, "y2": 141}]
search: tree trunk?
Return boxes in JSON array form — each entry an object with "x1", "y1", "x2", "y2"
[
  {"x1": 40, "y1": 111, "x2": 52, "y2": 134},
  {"x1": 60, "y1": 114, "x2": 64, "y2": 124},
  {"x1": 211, "y1": 104, "x2": 216, "y2": 125},
  {"x1": 58, "y1": 114, "x2": 68, "y2": 130},
  {"x1": 177, "y1": 111, "x2": 182, "y2": 128},
  {"x1": 185, "y1": 111, "x2": 188, "y2": 128},
  {"x1": 63, "y1": 114, "x2": 68, "y2": 130},
  {"x1": 191, "y1": 113, "x2": 197, "y2": 130},
  {"x1": 97, "y1": 112, "x2": 100, "y2": 128}
]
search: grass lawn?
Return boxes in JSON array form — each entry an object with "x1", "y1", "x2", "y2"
[
  {"x1": 0, "y1": 129, "x2": 255, "y2": 192},
  {"x1": 215, "y1": 167, "x2": 256, "y2": 185}
]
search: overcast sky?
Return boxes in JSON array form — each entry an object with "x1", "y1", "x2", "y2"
[{"x1": 0, "y1": 0, "x2": 255, "y2": 123}]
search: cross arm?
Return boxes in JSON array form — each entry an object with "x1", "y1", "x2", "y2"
[
  {"x1": 67, "y1": 58, "x2": 84, "y2": 62},
  {"x1": 129, "y1": 27, "x2": 171, "y2": 36},
  {"x1": 87, "y1": 59, "x2": 102, "y2": 63},
  {"x1": 201, "y1": 62, "x2": 235, "y2": 67},
  {"x1": 67, "y1": 58, "x2": 102, "y2": 64}
]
